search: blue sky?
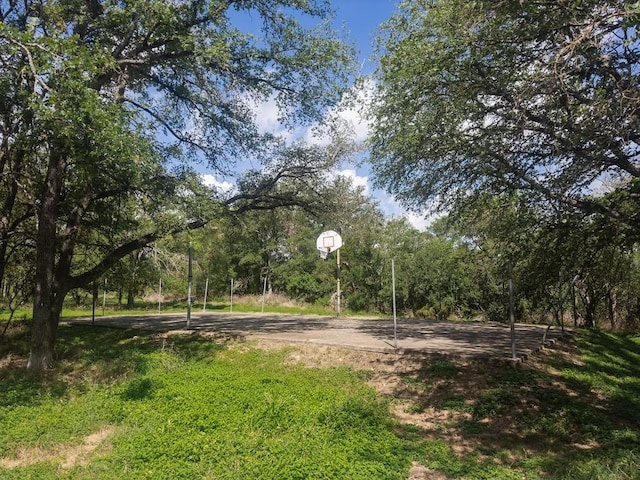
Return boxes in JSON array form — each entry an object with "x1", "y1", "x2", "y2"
[
  {"x1": 202, "y1": 1, "x2": 432, "y2": 229},
  {"x1": 329, "y1": 1, "x2": 433, "y2": 229},
  {"x1": 331, "y1": 0, "x2": 433, "y2": 229},
  {"x1": 334, "y1": 0, "x2": 397, "y2": 73}
]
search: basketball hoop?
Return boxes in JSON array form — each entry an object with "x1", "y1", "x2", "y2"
[
  {"x1": 316, "y1": 230, "x2": 342, "y2": 259},
  {"x1": 315, "y1": 230, "x2": 344, "y2": 317}
]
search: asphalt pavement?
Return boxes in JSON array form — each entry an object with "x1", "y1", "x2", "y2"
[{"x1": 68, "y1": 311, "x2": 566, "y2": 361}]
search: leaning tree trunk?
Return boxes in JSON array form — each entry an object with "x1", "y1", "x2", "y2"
[{"x1": 28, "y1": 153, "x2": 66, "y2": 372}]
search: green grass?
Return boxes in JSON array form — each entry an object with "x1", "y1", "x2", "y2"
[
  {"x1": 1, "y1": 324, "x2": 640, "y2": 479},
  {"x1": 0, "y1": 324, "x2": 419, "y2": 479},
  {"x1": 394, "y1": 331, "x2": 640, "y2": 479},
  {"x1": 0, "y1": 296, "x2": 375, "y2": 323}
]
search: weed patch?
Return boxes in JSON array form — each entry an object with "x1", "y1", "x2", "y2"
[
  {"x1": 0, "y1": 326, "x2": 416, "y2": 479},
  {"x1": 2, "y1": 327, "x2": 640, "y2": 479},
  {"x1": 384, "y1": 331, "x2": 640, "y2": 479}
]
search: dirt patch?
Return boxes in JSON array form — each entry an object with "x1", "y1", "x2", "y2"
[
  {"x1": 253, "y1": 338, "x2": 579, "y2": 479},
  {"x1": 0, "y1": 354, "x2": 27, "y2": 370},
  {"x1": 407, "y1": 462, "x2": 451, "y2": 480},
  {"x1": 0, "y1": 426, "x2": 114, "y2": 469}
]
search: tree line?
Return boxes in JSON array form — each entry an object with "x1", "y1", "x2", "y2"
[{"x1": 86, "y1": 176, "x2": 640, "y2": 334}]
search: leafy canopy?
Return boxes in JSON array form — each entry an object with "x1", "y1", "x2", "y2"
[{"x1": 370, "y1": 0, "x2": 640, "y2": 230}]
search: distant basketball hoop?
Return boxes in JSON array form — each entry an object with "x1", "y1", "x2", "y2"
[
  {"x1": 316, "y1": 230, "x2": 342, "y2": 259},
  {"x1": 316, "y1": 230, "x2": 344, "y2": 317}
]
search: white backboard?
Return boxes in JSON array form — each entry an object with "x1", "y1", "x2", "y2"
[{"x1": 316, "y1": 230, "x2": 343, "y2": 255}]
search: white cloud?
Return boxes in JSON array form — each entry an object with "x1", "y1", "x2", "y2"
[
  {"x1": 302, "y1": 79, "x2": 374, "y2": 146},
  {"x1": 247, "y1": 81, "x2": 374, "y2": 148},
  {"x1": 249, "y1": 94, "x2": 308, "y2": 143},
  {"x1": 377, "y1": 194, "x2": 441, "y2": 231},
  {"x1": 333, "y1": 79, "x2": 374, "y2": 144},
  {"x1": 332, "y1": 168, "x2": 370, "y2": 194},
  {"x1": 250, "y1": 96, "x2": 284, "y2": 134},
  {"x1": 403, "y1": 212, "x2": 431, "y2": 231},
  {"x1": 200, "y1": 174, "x2": 235, "y2": 195}
]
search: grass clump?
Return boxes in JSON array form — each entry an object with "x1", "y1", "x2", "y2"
[
  {"x1": 2, "y1": 324, "x2": 640, "y2": 479},
  {"x1": 0, "y1": 325, "x2": 417, "y2": 479}
]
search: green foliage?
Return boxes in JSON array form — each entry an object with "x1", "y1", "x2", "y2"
[
  {"x1": 371, "y1": 0, "x2": 640, "y2": 228},
  {"x1": 2, "y1": 326, "x2": 640, "y2": 478},
  {"x1": 368, "y1": 0, "x2": 640, "y2": 329},
  {"x1": 285, "y1": 272, "x2": 323, "y2": 303},
  {"x1": 0, "y1": 326, "x2": 415, "y2": 479}
]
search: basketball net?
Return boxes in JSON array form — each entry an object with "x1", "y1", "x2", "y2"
[{"x1": 320, "y1": 248, "x2": 330, "y2": 260}]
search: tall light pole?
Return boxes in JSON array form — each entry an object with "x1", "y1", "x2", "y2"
[
  {"x1": 187, "y1": 245, "x2": 193, "y2": 329},
  {"x1": 508, "y1": 260, "x2": 516, "y2": 360},
  {"x1": 230, "y1": 278, "x2": 234, "y2": 312},
  {"x1": 102, "y1": 278, "x2": 107, "y2": 316}
]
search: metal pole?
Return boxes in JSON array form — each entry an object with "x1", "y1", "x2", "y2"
[
  {"x1": 508, "y1": 261, "x2": 516, "y2": 360},
  {"x1": 102, "y1": 278, "x2": 107, "y2": 316},
  {"x1": 261, "y1": 274, "x2": 267, "y2": 313},
  {"x1": 392, "y1": 258, "x2": 397, "y2": 350},
  {"x1": 336, "y1": 248, "x2": 341, "y2": 317},
  {"x1": 230, "y1": 278, "x2": 234, "y2": 312},
  {"x1": 202, "y1": 277, "x2": 209, "y2": 312},
  {"x1": 187, "y1": 246, "x2": 193, "y2": 328},
  {"x1": 91, "y1": 283, "x2": 97, "y2": 326},
  {"x1": 158, "y1": 278, "x2": 162, "y2": 312}
]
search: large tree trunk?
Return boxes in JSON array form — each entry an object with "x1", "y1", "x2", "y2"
[
  {"x1": 28, "y1": 153, "x2": 66, "y2": 372},
  {"x1": 28, "y1": 283, "x2": 67, "y2": 371},
  {"x1": 127, "y1": 288, "x2": 135, "y2": 309}
]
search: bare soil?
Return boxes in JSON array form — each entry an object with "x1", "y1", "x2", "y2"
[
  {"x1": 0, "y1": 427, "x2": 114, "y2": 470},
  {"x1": 252, "y1": 337, "x2": 578, "y2": 480}
]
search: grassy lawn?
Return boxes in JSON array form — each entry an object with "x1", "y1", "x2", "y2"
[
  {"x1": 0, "y1": 295, "x2": 374, "y2": 322},
  {"x1": 1, "y1": 321, "x2": 639, "y2": 479},
  {"x1": 0, "y1": 323, "x2": 417, "y2": 480},
  {"x1": 388, "y1": 330, "x2": 640, "y2": 479}
]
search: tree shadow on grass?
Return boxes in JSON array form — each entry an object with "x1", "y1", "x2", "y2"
[
  {"x1": 0, "y1": 324, "x2": 228, "y2": 408},
  {"x1": 389, "y1": 332, "x2": 640, "y2": 478}
]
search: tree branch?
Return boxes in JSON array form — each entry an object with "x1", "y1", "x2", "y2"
[
  {"x1": 487, "y1": 149, "x2": 625, "y2": 220},
  {"x1": 3, "y1": 36, "x2": 51, "y2": 94},
  {"x1": 69, "y1": 217, "x2": 207, "y2": 290}
]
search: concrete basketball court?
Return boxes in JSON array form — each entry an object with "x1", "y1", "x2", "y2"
[{"x1": 69, "y1": 311, "x2": 566, "y2": 360}]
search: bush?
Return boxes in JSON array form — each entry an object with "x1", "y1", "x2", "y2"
[
  {"x1": 346, "y1": 292, "x2": 369, "y2": 312},
  {"x1": 285, "y1": 272, "x2": 322, "y2": 303}
]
